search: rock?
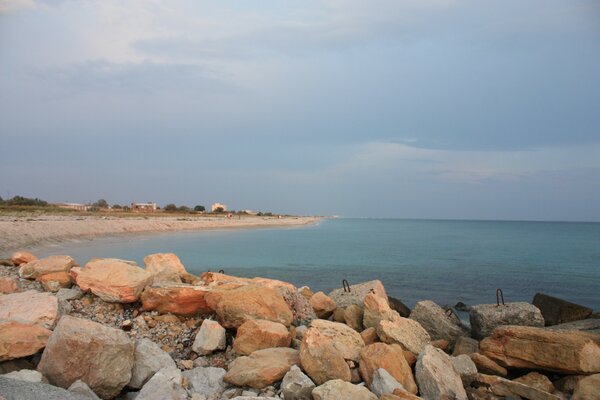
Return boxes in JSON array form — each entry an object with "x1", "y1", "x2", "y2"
[
  {"x1": 333, "y1": 307, "x2": 346, "y2": 323},
  {"x1": 2, "y1": 369, "x2": 45, "y2": 383},
  {"x1": 312, "y1": 379, "x2": 378, "y2": 400},
  {"x1": 183, "y1": 367, "x2": 228, "y2": 398},
  {"x1": 140, "y1": 284, "x2": 212, "y2": 316},
  {"x1": 573, "y1": 373, "x2": 600, "y2": 400},
  {"x1": 469, "y1": 353, "x2": 508, "y2": 376},
  {"x1": 11, "y1": 251, "x2": 37, "y2": 266},
  {"x1": 403, "y1": 351, "x2": 417, "y2": 367},
  {"x1": 358, "y1": 342, "x2": 417, "y2": 394},
  {"x1": 76, "y1": 258, "x2": 153, "y2": 303},
  {"x1": 0, "y1": 290, "x2": 60, "y2": 329},
  {"x1": 452, "y1": 336, "x2": 479, "y2": 356},
  {"x1": 415, "y1": 345, "x2": 467, "y2": 400},
  {"x1": 479, "y1": 325, "x2": 600, "y2": 374},
  {"x1": 67, "y1": 380, "x2": 101, "y2": 399},
  {"x1": 344, "y1": 304, "x2": 364, "y2": 331},
  {"x1": 136, "y1": 366, "x2": 187, "y2": 400},
  {"x1": 0, "y1": 259, "x2": 14, "y2": 266},
  {"x1": 513, "y1": 372, "x2": 555, "y2": 393},
  {"x1": 388, "y1": 296, "x2": 411, "y2": 318},
  {"x1": 328, "y1": 280, "x2": 387, "y2": 308},
  {"x1": 553, "y1": 375, "x2": 584, "y2": 394},
  {"x1": 409, "y1": 300, "x2": 468, "y2": 346},
  {"x1": 37, "y1": 271, "x2": 72, "y2": 292},
  {"x1": 128, "y1": 338, "x2": 176, "y2": 389},
  {"x1": 215, "y1": 285, "x2": 293, "y2": 328},
  {"x1": 455, "y1": 301, "x2": 471, "y2": 312},
  {"x1": 451, "y1": 354, "x2": 478, "y2": 386},
  {"x1": 363, "y1": 292, "x2": 398, "y2": 329},
  {"x1": 307, "y1": 319, "x2": 365, "y2": 362},
  {"x1": 299, "y1": 331, "x2": 352, "y2": 384},
  {"x1": 281, "y1": 365, "x2": 315, "y2": 400},
  {"x1": 18, "y1": 255, "x2": 75, "y2": 279},
  {"x1": 233, "y1": 319, "x2": 291, "y2": 355},
  {"x1": 299, "y1": 286, "x2": 313, "y2": 299},
  {"x1": 284, "y1": 289, "x2": 318, "y2": 326},
  {"x1": 37, "y1": 315, "x2": 135, "y2": 399},
  {"x1": 431, "y1": 339, "x2": 449, "y2": 351},
  {"x1": 474, "y1": 373, "x2": 561, "y2": 400},
  {"x1": 0, "y1": 320, "x2": 51, "y2": 361},
  {"x1": 470, "y1": 302, "x2": 545, "y2": 339},
  {"x1": 0, "y1": 276, "x2": 20, "y2": 294},
  {"x1": 360, "y1": 327, "x2": 378, "y2": 345},
  {"x1": 533, "y1": 293, "x2": 592, "y2": 326},
  {"x1": 224, "y1": 347, "x2": 299, "y2": 389},
  {"x1": 377, "y1": 316, "x2": 431, "y2": 355},
  {"x1": 0, "y1": 376, "x2": 91, "y2": 400},
  {"x1": 310, "y1": 291, "x2": 337, "y2": 319},
  {"x1": 56, "y1": 287, "x2": 84, "y2": 302},
  {"x1": 371, "y1": 368, "x2": 404, "y2": 397},
  {"x1": 143, "y1": 253, "x2": 187, "y2": 284},
  {"x1": 547, "y1": 318, "x2": 600, "y2": 335},
  {"x1": 192, "y1": 319, "x2": 226, "y2": 355},
  {"x1": 388, "y1": 389, "x2": 424, "y2": 400}
]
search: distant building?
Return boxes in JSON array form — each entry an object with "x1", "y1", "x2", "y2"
[
  {"x1": 211, "y1": 202, "x2": 228, "y2": 212},
  {"x1": 57, "y1": 203, "x2": 91, "y2": 211},
  {"x1": 131, "y1": 202, "x2": 157, "y2": 212},
  {"x1": 242, "y1": 210, "x2": 258, "y2": 215}
]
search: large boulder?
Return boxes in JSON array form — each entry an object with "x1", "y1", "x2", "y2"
[
  {"x1": 469, "y1": 302, "x2": 544, "y2": 339},
  {"x1": 451, "y1": 355, "x2": 478, "y2": 386},
  {"x1": 533, "y1": 293, "x2": 593, "y2": 326},
  {"x1": 328, "y1": 279, "x2": 387, "y2": 308},
  {"x1": 363, "y1": 292, "x2": 398, "y2": 329},
  {"x1": 377, "y1": 316, "x2": 431, "y2": 355},
  {"x1": 573, "y1": 373, "x2": 600, "y2": 400},
  {"x1": 409, "y1": 300, "x2": 468, "y2": 346},
  {"x1": 233, "y1": 319, "x2": 291, "y2": 355},
  {"x1": 183, "y1": 367, "x2": 228, "y2": 398},
  {"x1": 358, "y1": 342, "x2": 417, "y2": 394},
  {"x1": 371, "y1": 368, "x2": 404, "y2": 398},
  {"x1": 513, "y1": 371, "x2": 555, "y2": 393},
  {"x1": 312, "y1": 379, "x2": 378, "y2": 400},
  {"x1": 37, "y1": 316, "x2": 135, "y2": 399},
  {"x1": 309, "y1": 291, "x2": 337, "y2": 319},
  {"x1": 0, "y1": 320, "x2": 52, "y2": 361},
  {"x1": 140, "y1": 283, "x2": 212, "y2": 316},
  {"x1": 344, "y1": 304, "x2": 364, "y2": 331},
  {"x1": 18, "y1": 255, "x2": 76, "y2": 279},
  {"x1": 143, "y1": 253, "x2": 187, "y2": 284},
  {"x1": 224, "y1": 347, "x2": 299, "y2": 389},
  {"x1": 469, "y1": 352, "x2": 508, "y2": 376},
  {"x1": 11, "y1": 251, "x2": 37, "y2": 266},
  {"x1": 2, "y1": 369, "x2": 46, "y2": 383},
  {"x1": 192, "y1": 319, "x2": 226, "y2": 355},
  {"x1": 215, "y1": 285, "x2": 293, "y2": 328},
  {"x1": 452, "y1": 336, "x2": 479, "y2": 356},
  {"x1": 548, "y1": 318, "x2": 600, "y2": 335},
  {"x1": 0, "y1": 276, "x2": 20, "y2": 294},
  {"x1": 299, "y1": 330, "x2": 352, "y2": 385},
  {"x1": 0, "y1": 290, "x2": 61, "y2": 329},
  {"x1": 128, "y1": 338, "x2": 177, "y2": 389},
  {"x1": 0, "y1": 376, "x2": 90, "y2": 400},
  {"x1": 37, "y1": 271, "x2": 72, "y2": 292},
  {"x1": 307, "y1": 319, "x2": 365, "y2": 362},
  {"x1": 136, "y1": 366, "x2": 187, "y2": 400},
  {"x1": 281, "y1": 365, "x2": 315, "y2": 400},
  {"x1": 473, "y1": 373, "x2": 561, "y2": 400},
  {"x1": 282, "y1": 288, "x2": 317, "y2": 326},
  {"x1": 76, "y1": 258, "x2": 153, "y2": 303},
  {"x1": 415, "y1": 345, "x2": 467, "y2": 400},
  {"x1": 480, "y1": 325, "x2": 600, "y2": 374}
]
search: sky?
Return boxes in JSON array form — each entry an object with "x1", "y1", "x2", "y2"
[{"x1": 0, "y1": 0, "x2": 599, "y2": 220}]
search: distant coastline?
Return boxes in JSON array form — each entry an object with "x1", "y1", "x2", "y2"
[{"x1": 0, "y1": 213, "x2": 320, "y2": 256}]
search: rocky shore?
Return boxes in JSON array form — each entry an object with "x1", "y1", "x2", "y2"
[{"x1": 1, "y1": 251, "x2": 600, "y2": 400}]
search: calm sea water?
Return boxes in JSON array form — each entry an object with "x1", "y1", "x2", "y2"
[{"x1": 37, "y1": 219, "x2": 600, "y2": 311}]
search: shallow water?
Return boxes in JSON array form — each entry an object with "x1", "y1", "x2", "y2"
[{"x1": 38, "y1": 218, "x2": 600, "y2": 310}]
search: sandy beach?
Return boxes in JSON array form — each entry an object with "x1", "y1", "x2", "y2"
[{"x1": 0, "y1": 214, "x2": 320, "y2": 256}]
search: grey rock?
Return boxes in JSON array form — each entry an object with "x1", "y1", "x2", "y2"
[
  {"x1": 192, "y1": 319, "x2": 226, "y2": 355},
  {"x1": 416, "y1": 345, "x2": 467, "y2": 400},
  {"x1": 56, "y1": 287, "x2": 84, "y2": 302},
  {"x1": 183, "y1": 367, "x2": 228, "y2": 397},
  {"x1": 295, "y1": 325, "x2": 308, "y2": 339},
  {"x1": 0, "y1": 376, "x2": 89, "y2": 400},
  {"x1": 532, "y1": 293, "x2": 592, "y2": 326},
  {"x1": 328, "y1": 280, "x2": 385, "y2": 308},
  {"x1": 388, "y1": 296, "x2": 411, "y2": 317},
  {"x1": 221, "y1": 387, "x2": 243, "y2": 398},
  {"x1": 452, "y1": 336, "x2": 480, "y2": 356},
  {"x1": 410, "y1": 300, "x2": 469, "y2": 346},
  {"x1": 281, "y1": 365, "x2": 315, "y2": 400},
  {"x1": 547, "y1": 318, "x2": 600, "y2": 335},
  {"x1": 128, "y1": 338, "x2": 176, "y2": 389},
  {"x1": 370, "y1": 368, "x2": 404, "y2": 397},
  {"x1": 136, "y1": 367, "x2": 186, "y2": 400},
  {"x1": 470, "y1": 302, "x2": 545, "y2": 339},
  {"x1": 67, "y1": 380, "x2": 100, "y2": 400},
  {"x1": 1, "y1": 369, "x2": 45, "y2": 383},
  {"x1": 451, "y1": 355, "x2": 478, "y2": 386}
]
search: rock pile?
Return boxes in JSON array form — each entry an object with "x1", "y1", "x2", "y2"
[{"x1": 0, "y1": 250, "x2": 599, "y2": 400}]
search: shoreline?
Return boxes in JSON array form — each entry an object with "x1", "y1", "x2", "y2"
[{"x1": 0, "y1": 214, "x2": 321, "y2": 257}]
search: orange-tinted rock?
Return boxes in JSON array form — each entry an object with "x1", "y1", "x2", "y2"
[
  {"x1": 513, "y1": 371, "x2": 555, "y2": 393},
  {"x1": 37, "y1": 316, "x2": 135, "y2": 399},
  {"x1": 37, "y1": 271, "x2": 72, "y2": 292},
  {"x1": 0, "y1": 290, "x2": 60, "y2": 329},
  {"x1": 308, "y1": 320, "x2": 365, "y2": 362},
  {"x1": 299, "y1": 332, "x2": 352, "y2": 385},
  {"x1": 469, "y1": 353, "x2": 508, "y2": 377},
  {"x1": 344, "y1": 304, "x2": 364, "y2": 331},
  {"x1": 234, "y1": 319, "x2": 292, "y2": 356},
  {"x1": 431, "y1": 339, "x2": 450, "y2": 351},
  {"x1": 224, "y1": 347, "x2": 299, "y2": 389},
  {"x1": 18, "y1": 255, "x2": 76, "y2": 279},
  {"x1": 328, "y1": 279, "x2": 388, "y2": 308},
  {"x1": 215, "y1": 285, "x2": 293, "y2": 328},
  {"x1": 0, "y1": 276, "x2": 20, "y2": 294},
  {"x1": 0, "y1": 320, "x2": 51, "y2": 361},
  {"x1": 143, "y1": 253, "x2": 187, "y2": 283},
  {"x1": 359, "y1": 342, "x2": 418, "y2": 394},
  {"x1": 299, "y1": 286, "x2": 314, "y2": 299},
  {"x1": 76, "y1": 258, "x2": 153, "y2": 303},
  {"x1": 363, "y1": 292, "x2": 397, "y2": 329},
  {"x1": 199, "y1": 271, "x2": 296, "y2": 292},
  {"x1": 403, "y1": 350, "x2": 417, "y2": 367},
  {"x1": 361, "y1": 327, "x2": 379, "y2": 345},
  {"x1": 310, "y1": 291, "x2": 337, "y2": 319},
  {"x1": 140, "y1": 284, "x2": 212, "y2": 316},
  {"x1": 377, "y1": 316, "x2": 431, "y2": 355},
  {"x1": 11, "y1": 251, "x2": 37, "y2": 266}
]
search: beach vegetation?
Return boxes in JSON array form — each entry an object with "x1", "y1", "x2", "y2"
[
  {"x1": 178, "y1": 206, "x2": 190, "y2": 212},
  {"x1": 213, "y1": 207, "x2": 224, "y2": 213},
  {"x1": 194, "y1": 205, "x2": 205, "y2": 212},
  {"x1": 112, "y1": 204, "x2": 122, "y2": 209},
  {"x1": 164, "y1": 203, "x2": 177, "y2": 212},
  {"x1": 0, "y1": 195, "x2": 48, "y2": 207},
  {"x1": 93, "y1": 199, "x2": 109, "y2": 208}
]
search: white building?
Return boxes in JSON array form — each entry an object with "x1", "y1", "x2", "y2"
[{"x1": 211, "y1": 202, "x2": 227, "y2": 212}]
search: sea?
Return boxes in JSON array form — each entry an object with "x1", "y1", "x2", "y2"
[{"x1": 37, "y1": 218, "x2": 600, "y2": 312}]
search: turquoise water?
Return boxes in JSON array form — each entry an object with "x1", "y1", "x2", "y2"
[{"x1": 38, "y1": 219, "x2": 600, "y2": 310}]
